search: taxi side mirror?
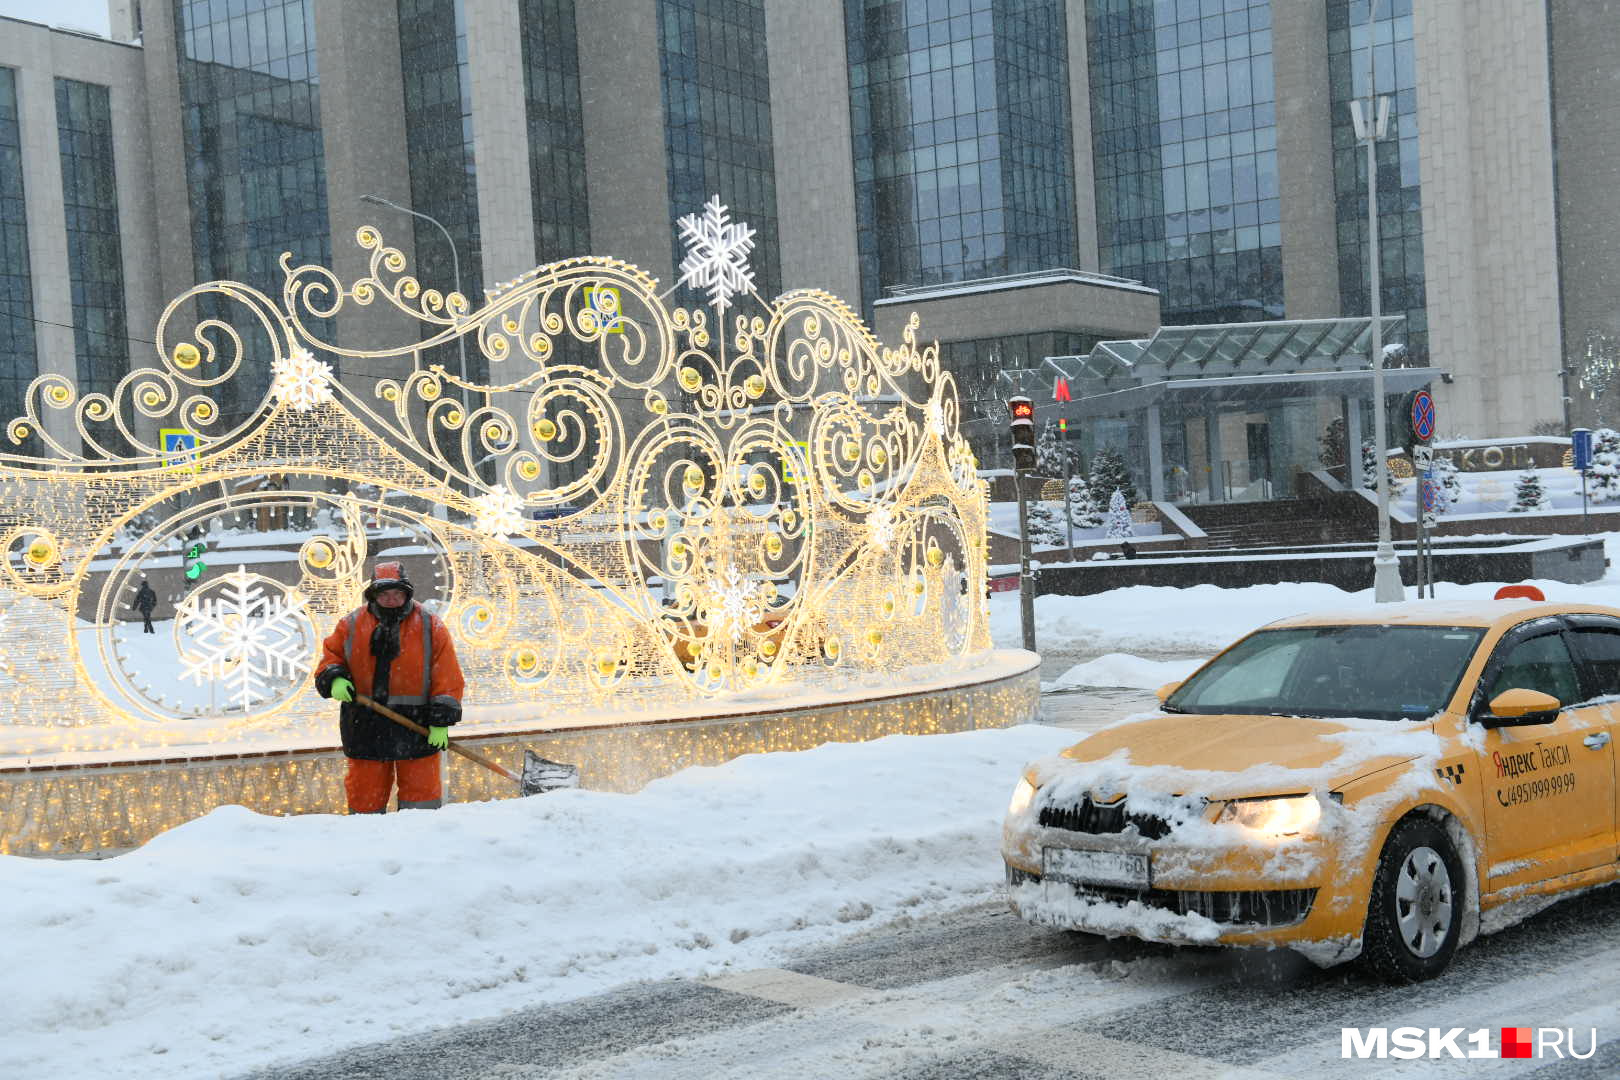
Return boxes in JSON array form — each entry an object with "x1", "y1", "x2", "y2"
[
  {"x1": 1482, "y1": 688, "x2": 1562, "y2": 728},
  {"x1": 1155, "y1": 681, "x2": 1182, "y2": 704}
]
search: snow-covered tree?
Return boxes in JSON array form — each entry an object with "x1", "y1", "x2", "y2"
[
  {"x1": 1510, "y1": 468, "x2": 1551, "y2": 512},
  {"x1": 1430, "y1": 456, "x2": 1463, "y2": 513},
  {"x1": 1090, "y1": 448, "x2": 1137, "y2": 508},
  {"x1": 1361, "y1": 441, "x2": 1406, "y2": 496},
  {"x1": 1105, "y1": 489, "x2": 1134, "y2": 539},
  {"x1": 1027, "y1": 498, "x2": 1065, "y2": 546},
  {"x1": 1589, "y1": 427, "x2": 1620, "y2": 502},
  {"x1": 1067, "y1": 474, "x2": 1103, "y2": 529},
  {"x1": 1035, "y1": 422, "x2": 1069, "y2": 477}
]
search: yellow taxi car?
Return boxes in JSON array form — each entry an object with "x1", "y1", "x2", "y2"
[{"x1": 1002, "y1": 588, "x2": 1619, "y2": 981}]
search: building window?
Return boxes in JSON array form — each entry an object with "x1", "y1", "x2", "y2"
[
  {"x1": 176, "y1": 0, "x2": 330, "y2": 428},
  {"x1": 659, "y1": 0, "x2": 782, "y2": 305},
  {"x1": 846, "y1": 0, "x2": 1079, "y2": 318},
  {"x1": 520, "y1": 0, "x2": 591, "y2": 263},
  {"x1": 1087, "y1": 0, "x2": 1283, "y2": 324},
  {"x1": 0, "y1": 67, "x2": 37, "y2": 432},
  {"x1": 1327, "y1": 0, "x2": 1425, "y2": 364},
  {"x1": 56, "y1": 78, "x2": 129, "y2": 400}
]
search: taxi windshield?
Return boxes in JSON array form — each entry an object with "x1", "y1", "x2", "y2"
[{"x1": 1165, "y1": 625, "x2": 1487, "y2": 722}]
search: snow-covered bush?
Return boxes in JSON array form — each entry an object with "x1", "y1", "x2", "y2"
[
  {"x1": 1428, "y1": 456, "x2": 1463, "y2": 514},
  {"x1": 1361, "y1": 441, "x2": 1407, "y2": 496},
  {"x1": 1067, "y1": 474, "x2": 1103, "y2": 529},
  {"x1": 1027, "y1": 498, "x2": 1065, "y2": 546},
  {"x1": 1588, "y1": 428, "x2": 1620, "y2": 502},
  {"x1": 1510, "y1": 468, "x2": 1551, "y2": 512},
  {"x1": 1105, "y1": 489, "x2": 1134, "y2": 539}
]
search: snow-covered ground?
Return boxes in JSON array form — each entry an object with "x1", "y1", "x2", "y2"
[
  {"x1": 2, "y1": 725, "x2": 1074, "y2": 1080},
  {"x1": 10, "y1": 534, "x2": 1620, "y2": 1078}
]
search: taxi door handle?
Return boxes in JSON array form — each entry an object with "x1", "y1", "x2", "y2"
[{"x1": 1584, "y1": 732, "x2": 1612, "y2": 749}]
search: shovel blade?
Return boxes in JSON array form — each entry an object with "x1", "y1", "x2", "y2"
[{"x1": 520, "y1": 751, "x2": 580, "y2": 796}]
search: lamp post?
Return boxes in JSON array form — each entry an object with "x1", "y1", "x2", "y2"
[
  {"x1": 359, "y1": 194, "x2": 470, "y2": 401},
  {"x1": 1351, "y1": 1, "x2": 1404, "y2": 603}
]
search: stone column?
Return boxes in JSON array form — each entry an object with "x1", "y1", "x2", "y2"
[
  {"x1": 1205, "y1": 409, "x2": 1224, "y2": 502},
  {"x1": 1270, "y1": 0, "x2": 1340, "y2": 318},
  {"x1": 1346, "y1": 395, "x2": 1365, "y2": 489},
  {"x1": 578, "y1": 0, "x2": 672, "y2": 285},
  {"x1": 1145, "y1": 402, "x2": 1165, "y2": 502},
  {"x1": 1064, "y1": 0, "x2": 1100, "y2": 271},
  {"x1": 765, "y1": 0, "x2": 860, "y2": 301},
  {"x1": 466, "y1": 0, "x2": 537, "y2": 287}
]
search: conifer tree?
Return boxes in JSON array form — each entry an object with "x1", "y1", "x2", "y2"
[
  {"x1": 1105, "y1": 489, "x2": 1134, "y2": 539},
  {"x1": 1089, "y1": 448, "x2": 1138, "y2": 508},
  {"x1": 1067, "y1": 474, "x2": 1103, "y2": 529},
  {"x1": 1510, "y1": 468, "x2": 1551, "y2": 512}
]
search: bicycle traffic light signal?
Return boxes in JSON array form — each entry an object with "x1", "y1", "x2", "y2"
[
  {"x1": 184, "y1": 540, "x2": 207, "y2": 581},
  {"x1": 1008, "y1": 396, "x2": 1036, "y2": 472}
]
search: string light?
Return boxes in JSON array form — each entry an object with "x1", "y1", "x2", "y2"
[{"x1": 0, "y1": 214, "x2": 1030, "y2": 854}]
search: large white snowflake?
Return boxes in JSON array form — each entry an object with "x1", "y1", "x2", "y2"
[
  {"x1": 925, "y1": 400, "x2": 945, "y2": 437},
  {"x1": 270, "y1": 347, "x2": 335, "y2": 412},
  {"x1": 676, "y1": 196, "x2": 756, "y2": 314},
  {"x1": 705, "y1": 563, "x2": 763, "y2": 642},
  {"x1": 474, "y1": 485, "x2": 526, "y2": 538},
  {"x1": 177, "y1": 569, "x2": 313, "y2": 714}
]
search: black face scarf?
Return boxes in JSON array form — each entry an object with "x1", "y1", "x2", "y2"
[{"x1": 367, "y1": 597, "x2": 413, "y2": 702}]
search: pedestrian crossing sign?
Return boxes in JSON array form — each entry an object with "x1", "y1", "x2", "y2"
[
  {"x1": 160, "y1": 429, "x2": 198, "y2": 472},
  {"x1": 583, "y1": 286, "x2": 623, "y2": 334}
]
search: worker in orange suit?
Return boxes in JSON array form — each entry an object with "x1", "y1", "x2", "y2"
[{"x1": 313, "y1": 561, "x2": 465, "y2": 813}]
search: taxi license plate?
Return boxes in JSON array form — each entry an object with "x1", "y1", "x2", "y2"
[{"x1": 1043, "y1": 847, "x2": 1150, "y2": 889}]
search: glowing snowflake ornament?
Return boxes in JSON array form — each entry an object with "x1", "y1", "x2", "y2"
[
  {"x1": 706, "y1": 563, "x2": 763, "y2": 643},
  {"x1": 176, "y1": 569, "x2": 313, "y2": 714},
  {"x1": 270, "y1": 347, "x2": 335, "y2": 412},
  {"x1": 474, "y1": 485, "x2": 526, "y2": 538},
  {"x1": 926, "y1": 400, "x2": 945, "y2": 437},
  {"x1": 676, "y1": 196, "x2": 756, "y2": 314}
]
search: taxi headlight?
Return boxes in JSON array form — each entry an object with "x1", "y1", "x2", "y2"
[
  {"x1": 1215, "y1": 794, "x2": 1322, "y2": 837},
  {"x1": 1007, "y1": 778, "x2": 1036, "y2": 816}
]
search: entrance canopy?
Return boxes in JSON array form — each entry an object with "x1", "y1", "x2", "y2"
[{"x1": 997, "y1": 316, "x2": 1445, "y2": 505}]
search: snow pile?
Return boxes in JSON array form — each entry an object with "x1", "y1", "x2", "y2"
[
  {"x1": 0, "y1": 725, "x2": 1074, "y2": 1080},
  {"x1": 1045, "y1": 652, "x2": 1208, "y2": 692}
]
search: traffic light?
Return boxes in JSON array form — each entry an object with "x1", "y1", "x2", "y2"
[
  {"x1": 185, "y1": 540, "x2": 208, "y2": 581},
  {"x1": 1008, "y1": 396, "x2": 1036, "y2": 472}
]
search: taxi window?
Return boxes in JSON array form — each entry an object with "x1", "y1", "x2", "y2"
[
  {"x1": 1485, "y1": 633, "x2": 1581, "y2": 706},
  {"x1": 1166, "y1": 625, "x2": 1485, "y2": 721},
  {"x1": 1567, "y1": 628, "x2": 1620, "y2": 699}
]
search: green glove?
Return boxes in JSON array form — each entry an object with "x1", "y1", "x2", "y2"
[
  {"x1": 331, "y1": 677, "x2": 354, "y2": 703},
  {"x1": 427, "y1": 725, "x2": 449, "y2": 750}
]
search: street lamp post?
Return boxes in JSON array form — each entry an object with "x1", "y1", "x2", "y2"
[
  {"x1": 359, "y1": 194, "x2": 470, "y2": 401},
  {"x1": 1352, "y1": 2, "x2": 1404, "y2": 603}
]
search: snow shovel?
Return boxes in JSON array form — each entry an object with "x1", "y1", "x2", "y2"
[{"x1": 354, "y1": 693, "x2": 579, "y2": 797}]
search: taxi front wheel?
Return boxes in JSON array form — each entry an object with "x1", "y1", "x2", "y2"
[{"x1": 1360, "y1": 817, "x2": 1465, "y2": 983}]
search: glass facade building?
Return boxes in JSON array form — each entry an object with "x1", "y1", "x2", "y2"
[
  {"x1": 520, "y1": 0, "x2": 591, "y2": 263},
  {"x1": 0, "y1": 66, "x2": 36, "y2": 429},
  {"x1": 1328, "y1": 0, "x2": 1425, "y2": 363},
  {"x1": 398, "y1": 0, "x2": 485, "y2": 382},
  {"x1": 659, "y1": 0, "x2": 782, "y2": 305},
  {"x1": 845, "y1": 0, "x2": 1079, "y2": 317},
  {"x1": 175, "y1": 0, "x2": 330, "y2": 426},
  {"x1": 1087, "y1": 0, "x2": 1282, "y2": 324},
  {"x1": 55, "y1": 77, "x2": 129, "y2": 399}
]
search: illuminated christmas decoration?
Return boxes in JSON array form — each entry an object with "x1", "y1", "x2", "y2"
[{"x1": 0, "y1": 199, "x2": 1023, "y2": 851}]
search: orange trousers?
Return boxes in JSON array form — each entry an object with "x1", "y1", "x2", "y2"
[{"x1": 344, "y1": 755, "x2": 443, "y2": 812}]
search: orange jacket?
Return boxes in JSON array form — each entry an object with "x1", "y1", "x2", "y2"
[{"x1": 317, "y1": 604, "x2": 464, "y2": 712}]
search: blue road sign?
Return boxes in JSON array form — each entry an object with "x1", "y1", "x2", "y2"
[
  {"x1": 1421, "y1": 476, "x2": 1440, "y2": 512},
  {"x1": 1410, "y1": 390, "x2": 1436, "y2": 443},
  {"x1": 1573, "y1": 428, "x2": 1593, "y2": 472}
]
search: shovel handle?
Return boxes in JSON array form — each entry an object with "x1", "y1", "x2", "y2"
[{"x1": 354, "y1": 693, "x2": 519, "y2": 784}]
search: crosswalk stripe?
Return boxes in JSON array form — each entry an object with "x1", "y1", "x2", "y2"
[
  {"x1": 1007, "y1": 1028, "x2": 1288, "y2": 1079},
  {"x1": 703, "y1": 967, "x2": 872, "y2": 1008}
]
